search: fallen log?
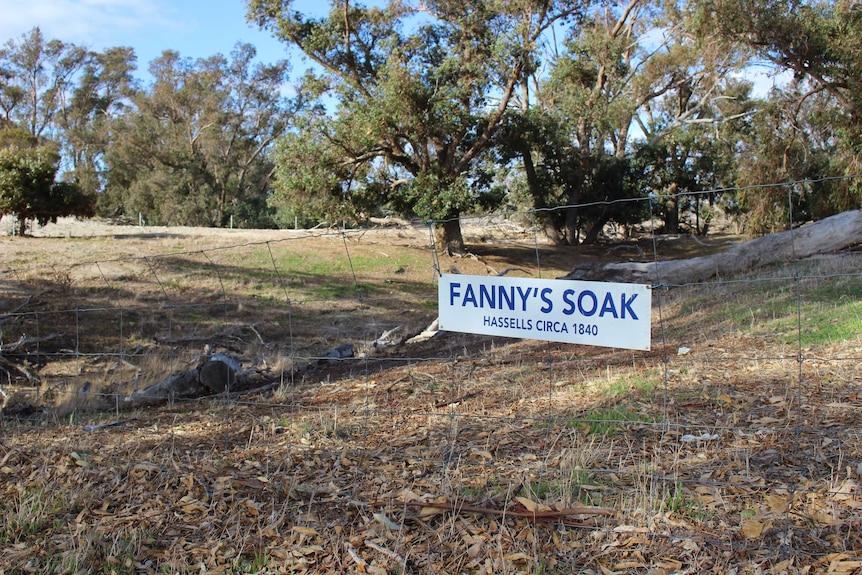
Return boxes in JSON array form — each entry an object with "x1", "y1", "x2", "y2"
[
  {"x1": 121, "y1": 341, "x2": 354, "y2": 407},
  {"x1": 559, "y1": 209, "x2": 862, "y2": 284},
  {"x1": 124, "y1": 353, "x2": 243, "y2": 406},
  {"x1": 199, "y1": 353, "x2": 241, "y2": 393},
  {"x1": 123, "y1": 368, "x2": 206, "y2": 406}
]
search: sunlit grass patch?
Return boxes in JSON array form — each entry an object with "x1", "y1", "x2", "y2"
[
  {"x1": 0, "y1": 486, "x2": 66, "y2": 545},
  {"x1": 568, "y1": 405, "x2": 656, "y2": 436},
  {"x1": 603, "y1": 372, "x2": 659, "y2": 398},
  {"x1": 659, "y1": 256, "x2": 862, "y2": 348},
  {"x1": 779, "y1": 300, "x2": 862, "y2": 346}
]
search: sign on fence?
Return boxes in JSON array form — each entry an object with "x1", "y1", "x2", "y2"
[{"x1": 438, "y1": 274, "x2": 652, "y2": 351}]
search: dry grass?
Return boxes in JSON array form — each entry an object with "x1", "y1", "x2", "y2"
[{"x1": 1, "y1": 219, "x2": 861, "y2": 574}]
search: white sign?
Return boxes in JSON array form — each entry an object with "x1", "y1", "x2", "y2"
[{"x1": 438, "y1": 274, "x2": 651, "y2": 351}]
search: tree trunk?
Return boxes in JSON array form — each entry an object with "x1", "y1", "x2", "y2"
[
  {"x1": 199, "y1": 353, "x2": 240, "y2": 393},
  {"x1": 664, "y1": 183, "x2": 679, "y2": 235},
  {"x1": 521, "y1": 141, "x2": 563, "y2": 244},
  {"x1": 560, "y1": 210, "x2": 862, "y2": 284},
  {"x1": 564, "y1": 206, "x2": 579, "y2": 246},
  {"x1": 436, "y1": 217, "x2": 466, "y2": 256},
  {"x1": 582, "y1": 210, "x2": 612, "y2": 245}
]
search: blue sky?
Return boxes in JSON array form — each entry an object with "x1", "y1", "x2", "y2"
[
  {"x1": 0, "y1": 0, "x2": 317, "y2": 78},
  {"x1": 0, "y1": 0, "x2": 785, "y2": 96}
]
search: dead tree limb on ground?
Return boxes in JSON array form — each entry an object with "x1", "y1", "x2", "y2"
[
  {"x1": 559, "y1": 209, "x2": 862, "y2": 284},
  {"x1": 123, "y1": 353, "x2": 243, "y2": 407},
  {"x1": 0, "y1": 296, "x2": 33, "y2": 325}
]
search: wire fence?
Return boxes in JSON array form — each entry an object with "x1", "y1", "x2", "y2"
[{"x1": 1, "y1": 183, "x2": 862, "y2": 570}]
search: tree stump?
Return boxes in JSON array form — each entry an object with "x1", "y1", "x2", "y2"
[{"x1": 199, "y1": 353, "x2": 241, "y2": 393}]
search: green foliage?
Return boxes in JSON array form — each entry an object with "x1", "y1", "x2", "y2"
[
  {"x1": 391, "y1": 169, "x2": 474, "y2": 221},
  {"x1": 0, "y1": 486, "x2": 66, "y2": 545},
  {"x1": 2, "y1": 5, "x2": 861, "y2": 239},
  {"x1": 60, "y1": 46, "x2": 138, "y2": 197},
  {"x1": 701, "y1": 0, "x2": 862, "y2": 232},
  {"x1": 604, "y1": 372, "x2": 658, "y2": 397},
  {"x1": 508, "y1": 1, "x2": 746, "y2": 244},
  {"x1": 0, "y1": 126, "x2": 39, "y2": 149},
  {"x1": 0, "y1": 143, "x2": 94, "y2": 234},
  {"x1": 500, "y1": 106, "x2": 652, "y2": 243},
  {"x1": 570, "y1": 406, "x2": 655, "y2": 436},
  {"x1": 103, "y1": 44, "x2": 296, "y2": 228},
  {"x1": 268, "y1": 110, "x2": 368, "y2": 226},
  {"x1": 737, "y1": 89, "x2": 862, "y2": 235},
  {"x1": 249, "y1": 0, "x2": 580, "y2": 250},
  {"x1": 662, "y1": 484, "x2": 705, "y2": 519},
  {"x1": 0, "y1": 27, "x2": 89, "y2": 139}
]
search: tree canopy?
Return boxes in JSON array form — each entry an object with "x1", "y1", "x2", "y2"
[
  {"x1": 0, "y1": 126, "x2": 94, "y2": 235},
  {"x1": 248, "y1": 0, "x2": 587, "y2": 253},
  {"x1": 696, "y1": 0, "x2": 862, "y2": 230},
  {"x1": 0, "y1": 1, "x2": 859, "y2": 241},
  {"x1": 102, "y1": 44, "x2": 300, "y2": 227}
]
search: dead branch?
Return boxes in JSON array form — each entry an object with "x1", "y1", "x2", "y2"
[
  {"x1": 377, "y1": 499, "x2": 614, "y2": 528},
  {"x1": 82, "y1": 418, "x2": 139, "y2": 432},
  {"x1": 0, "y1": 355, "x2": 40, "y2": 383},
  {"x1": 365, "y1": 540, "x2": 410, "y2": 572},
  {"x1": 2, "y1": 332, "x2": 60, "y2": 353},
  {"x1": 434, "y1": 390, "x2": 482, "y2": 408},
  {"x1": 123, "y1": 353, "x2": 245, "y2": 406},
  {"x1": 123, "y1": 368, "x2": 205, "y2": 407},
  {"x1": 561, "y1": 209, "x2": 862, "y2": 284},
  {"x1": 0, "y1": 296, "x2": 33, "y2": 324}
]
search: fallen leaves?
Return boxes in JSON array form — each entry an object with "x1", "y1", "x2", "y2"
[
  {"x1": 741, "y1": 517, "x2": 769, "y2": 539},
  {"x1": 765, "y1": 493, "x2": 790, "y2": 514},
  {"x1": 1, "y1": 340, "x2": 862, "y2": 574}
]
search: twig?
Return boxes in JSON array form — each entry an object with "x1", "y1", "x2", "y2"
[
  {"x1": 495, "y1": 266, "x2": 532, "y2": 277},
  {"x1": 365, "y1": 540, "x2": 409, "y2": 572},
  {"x1": 345, "y1": 543, "x2": 367, "y2": 569},
  {"x1": 0, "y1": 445, "x2": 17, "y2": 467},
  {"x1": 373, "y1": 499, "x2": 613, "y2": 528},
  {"x1": 2, "y1": 332, "x2": 60, "y2": 352},
  {"x1": 82, "y1": 418, "x2": 139, "y2": 432},
  {"x1": 417, "y1": 499, "x2": 612, "y2": 517},
  {"x1": 0, "y1": 295, "x2": 33, "y2": 324},
  {"x1": 246, "y1": 324, "x2": 266, "y2": 345},
  {"x1": 434, "y1": 390, "x2": 482, "y2": 408},
  {"x1": 0, "y1": 355, "x2": 40, "y2": 382}
]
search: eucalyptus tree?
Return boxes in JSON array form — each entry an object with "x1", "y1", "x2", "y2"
[
  {"x1": 0, "y1": 29, "x2": 98, "y2": 232},
  {"x1": 518, "y1": 0, "x2": 746, "y2": 244},
  {"x1": 104, "y1": 43, "x2": 299, "y2": 227},
  {"x1": 0, "y1": 27, "x2": 89, "y2": 140},
  {"x1": 733, "y1": 83, "x2": 853, "y2": 235},
  {"x1": 248, "y1": 0, "x2": 587, "y2": 254},
  {"x1": 0, "y1": 126, "x2": 94, "y2": 235},
  {"x1": 58, "y1": 47, "x2": 138, "y2": 197},
  {"x1": 630, "y1": 76, "x2": 755, "y2": 236},
  {"x1": 696, "y1": 0, "x2": 862, "y2": 226}
]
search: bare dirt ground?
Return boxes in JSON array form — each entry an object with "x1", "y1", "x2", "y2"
[{"x1": 1, "y1": 217, "x2": 861, "y2": 575}]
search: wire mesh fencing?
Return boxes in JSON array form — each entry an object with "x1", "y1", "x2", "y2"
[{"x1": 1, "y1": 185, "x2": 861, "y2": 572}]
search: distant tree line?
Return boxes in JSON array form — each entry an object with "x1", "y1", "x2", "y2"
[{"x1": 0, "y1": 0, "x2": 859, "y2": 249}]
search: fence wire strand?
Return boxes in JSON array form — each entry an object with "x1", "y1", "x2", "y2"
[{"x1": 1, "y1": 178, "x2": 861, "y2": 569}]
